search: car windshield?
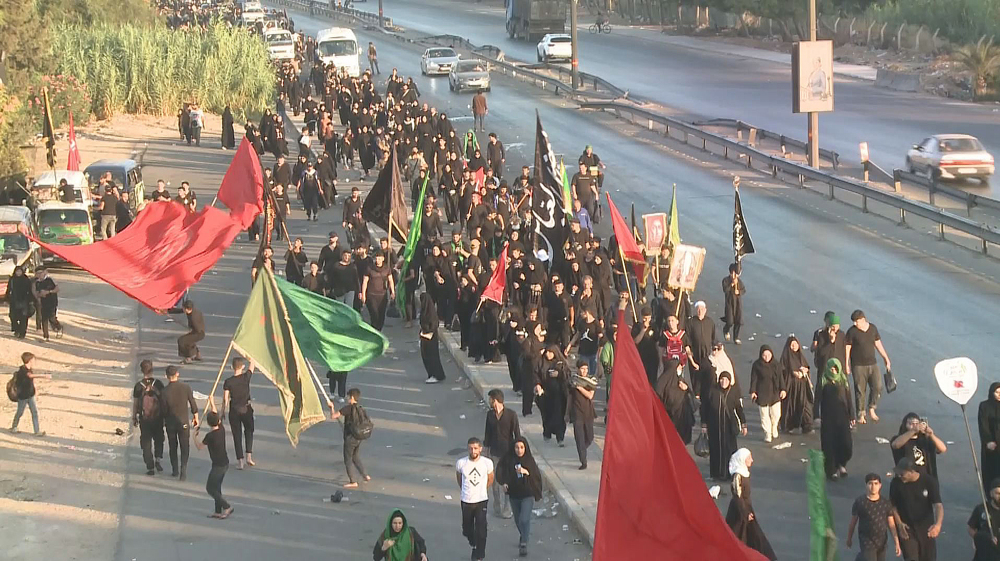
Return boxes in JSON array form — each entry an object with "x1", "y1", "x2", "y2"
[
  {"x1": 39, "y1": 209, "x2": 90, "y2": 227},
  {"x1": 266, "y1": 32, "x2": 293, "y2": 44},
  {"x1": 940, "y1": 138, "x2": 984, "y2": 152},
  {"x1": 551, "y1": 36, "x2": 572, "y2": 43},
  {"x1": 89, "y1": 170, "x2": 127, "y2": 187},
  {"x1": 0, "y1": 232, "x2": 29, "y2": 253},
  {"x1": 318, "y1": 39, "x2": 358, "y2": 57},
  {"x1": 428, "y1": 48, "x2": 456, "y2": 58},
  {"x1": 456, "y1": 61, "x2": 485, "y2": 73}
]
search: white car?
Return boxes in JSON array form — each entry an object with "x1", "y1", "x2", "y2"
[
  {"x1": 263, "y1": 28, "x2": 296, "y2": 61},
  {"x1": 906, "y1": 134, "x2": 994, "y2": 183},
  {"x1": 536, "y1": 34, "x2": 572, "y2": 62},
  {"x1": 420, "y1": 47, "x2": 460, "y2": 76}
]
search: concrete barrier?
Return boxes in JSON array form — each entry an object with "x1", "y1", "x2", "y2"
[{"x1": 874, "y1": 69, "x2": 922, "y2": 92}]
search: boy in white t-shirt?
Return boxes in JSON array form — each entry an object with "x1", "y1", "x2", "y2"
[{"x1": 456, "y1": 437, "x2": 494, "y2": 561}]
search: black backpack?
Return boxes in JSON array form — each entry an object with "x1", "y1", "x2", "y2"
[
  {"x1": 140, "y1": 379, "x2": 162, "y2": 420},
  {"x1": 6, "y1": 374, "x2": 18, "y2": 402},
  {"x1": 348, "y1": 405, "x2": 373, "y2": 440}
]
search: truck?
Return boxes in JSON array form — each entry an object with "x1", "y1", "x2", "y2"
[{"x1": 506, "y1": 0, "x2": 566, "y2": 42}]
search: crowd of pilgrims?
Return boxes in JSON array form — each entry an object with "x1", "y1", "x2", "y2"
[{"x1": 225, "y1": 31, "x2": 1000, "y2": 561}]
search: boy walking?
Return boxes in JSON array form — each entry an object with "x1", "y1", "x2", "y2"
[
  {"x1": 132, "y1": 359, "x2": 165, "y2": 475},
  {"x1": 847, "y1": 473, "x2": 901, "y2": 561},
  {"x1": 330, "y1": 388, "x2": 372, "y2": 488},
  {"x1": 9, "y1": 352, "x2": 50, "y2": 436},
  {"x1": 194, "y1": 411, "x2": 233, "y2": 519}
]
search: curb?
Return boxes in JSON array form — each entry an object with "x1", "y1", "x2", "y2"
[{"x1": 437, "y1": 328, "x2": 597, "y2": 548}]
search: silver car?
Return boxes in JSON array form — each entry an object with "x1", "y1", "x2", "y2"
[
  {"x1": 906, "y1": 134, "x2": 994, "y2": 183},
  {"x1": 420, "y1": 47, "x2": 460, "y2": 76},
  {"x1": 449, "y1": 60, "x2": 491, "y2": 93}
]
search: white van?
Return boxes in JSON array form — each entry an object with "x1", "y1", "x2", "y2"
[
  {"x1": 241, "y1": 3, "x2": 265, "y2": 26},
  {"x1": 264, "y1": 28, "x2": 296, "y2": 61},
  {"x1": 316, "y1": 28, "x2": 360, "y2": 77}
]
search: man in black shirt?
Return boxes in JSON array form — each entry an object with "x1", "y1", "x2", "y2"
[
  {"x1": 569, "y1": 307, "x2": 602, "y2": 377},
  {"x1": 361, "y1": 250, "x2": 394, "y2": 330},
  {"x1": 968, "y1": 478, "x2": 1000, "y2": 560},
  {"x1": 848, "y1": 472, "x2": 901, "y2": 561},
  {"x1": 222, "y1": 356, "x2": 255, "y2": 470},
  {"x1": 150, "y1": 179, "x2": 171, "y2": 202},
  {"x1": 162, "y1": 365, "x2": 199, "y2": 480},
  {"x1": 302, "y1": 261, "x2": 325, "y2": 294},
  {"x1": 846, "y1": 309, "x2": 892, "y2": 424},
  {"x1": 31, "y1": 267, "x2": 61, "y2": 341},
  {"x1": 273, "y1": 154, "x2": 292, "y2": 188},
  {"x1": 570, "y1": 361, "x2": 598, "y2": 470},
  {"x1": 132, "y1": 359, "x2": 165, "y2": 475},
  {"x1": 570, "y1": 162, "x2": 598, "y2": 224},
  {"x1": 890, "y1": 457, "x2": 943, "y2": 561},
  {"x1": 317, "y1": 232, "x2": 341, "y2": 280},
  {"x1": 58, "y1": 178, "x2": 75, "y2": 203},
  {"x1": 178, "y1": 300, "x2": 205, "y2": 363},
  {"x1": 486, "y1": 133, "x2": 505, "y2": 179},
  {"x1": 98, "y1": 186, "x2": 118, "y2": 239},
  {"x1": 484, "y1": 389, "x2": 520, "y2": 518},
  {"x1": 193, "y1": 411, "x2": 233, "y2": 519},
  {"x1": 329, "y1": 388, "x2": 371, "y2": 488}
]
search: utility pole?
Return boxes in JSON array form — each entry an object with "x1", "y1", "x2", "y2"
[
  {"x1": 378, "y1": 0, "x2": 384, "y2": 28},
  {"x1": 807, "y1": 0, "x2": 819, "y2": 168},
  {"x1": 570, "y1": 0, "x2": 579, "y2": 89}
]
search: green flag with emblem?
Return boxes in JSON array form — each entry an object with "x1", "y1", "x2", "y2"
[
  {"x1": 231, "y1": 267, "x2": 325, "y2": 446},
  {"x1": 395, "y1": 175, "x2": 429, "y2": 312}
]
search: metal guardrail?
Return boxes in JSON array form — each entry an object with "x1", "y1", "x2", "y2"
[
  {"x1": 582, "y1": 100, "x2": 1000, "y2": 255},
  {"x1": 275, "y1": 0, "x2": 394, "y2": 28},
  {"x1": 893, "y1": 169, "x2": 1000, "y2": 217},
  {"x1": 695, "y1": 118, "x2": 840, "y2": 170},
  {"x1": 525, "y1": 62, "x2": 635, "y2": 100}
]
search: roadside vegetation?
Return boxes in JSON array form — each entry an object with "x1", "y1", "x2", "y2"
[{"x1": 0, "y1": 0, "x2": 275, "y2": 188}]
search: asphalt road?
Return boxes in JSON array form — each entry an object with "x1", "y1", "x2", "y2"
[
  {"x1": 118, "y1": 9, "x2": 1000, "y2": 559},
  {"x1": 367, "y1": 0, "x2": 1000, "y2": 198}
]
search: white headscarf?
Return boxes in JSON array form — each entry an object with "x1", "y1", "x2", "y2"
[
  {"x1": 728, "y1": 448, "x2": 752, "y2": 478},
  {"x1": 710, "y1": 347, "x2": 735, "y2": 383}
]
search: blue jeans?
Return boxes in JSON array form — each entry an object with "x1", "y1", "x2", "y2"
[
  {"x1": 509, "y1": 495, "x2": 534, "y2": 546},
  {"x1": 12, "y1": 397, "x2": 39, "y2": 433}
]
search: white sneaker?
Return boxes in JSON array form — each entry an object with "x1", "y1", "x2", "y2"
[
  {"x1": 764, "y1": 435, "x2": 772, "y2": 443},
  {"x1": 425, "y1": 378, "x2": 440, "y2": 384}
]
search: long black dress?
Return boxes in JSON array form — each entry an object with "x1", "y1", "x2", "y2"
[
  {"x1": 701, "y1": 379, "x2": 745, "y2": 480},
  {"x1": 779, "y1": 336, "x2": 813, "y2": 433},
  {"x1": 655, "y1": 360, "x2": 696, "y2": 444},
  {"x1": 726, "y1": 474, "x2": 778, "y2": 560},
  {"x1": 820, "y1": 380, "x2": 854, "y2": 477},
  {"x1": 537, "y1": 354, "x2": 569, "y2": 442},
  {"x1": 979, "y1": 382, "x2": 1000, "y2": 492},
  {"x1": 419, "y1": 294, "x2": 446, "y2": 382},
  {"x1": 221, "y1": 106, "x2": 236, "y2": 149}
]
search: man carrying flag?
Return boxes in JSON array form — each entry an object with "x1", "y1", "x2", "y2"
[
  {"x1": 41, "y1": 88, "x2": 56, "y2": 169},
  {"x1": 733, "y1": 176, "x2": 755, "y2": 266}
]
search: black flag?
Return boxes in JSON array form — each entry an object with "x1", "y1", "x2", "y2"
[
  {"x1": 733, "y1": 186, "x2": 755, "y2": 263},
  {"x1": 42, "y1": 88, "x2": 56, "y2": 168},
  {"x1": 362, "y1": 148, "x2": 409, "y2": 244},
  {"x1": 532, "y1": 111, "x2": 567, "y2": 264}
]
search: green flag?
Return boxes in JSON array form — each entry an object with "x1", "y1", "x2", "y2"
[
  {"x1": 667, "y1": 183, "x2": 681, "y2": 248},
  {"x1": 807, "y1": 449, "x2": 839, "y2": 561},
  {"x1": 231, "y1": 268, "x2": 325, "y2": 446},
  {"x1": 560, "y1": 158, "x2": 573, "y2": 217},
  {"x1": 273, "y1": 274, "x2": 388, "y2": 371},
  {"x1": 395, "y1": 175, "x2": 429, "y2": 311}
]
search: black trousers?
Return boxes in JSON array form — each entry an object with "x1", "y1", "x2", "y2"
[
  {"x1": 899, "y1": 526, "x2": 936, "y2": 561},
  {"x1": 327, "y1": 371, "x2": 348, "y2": 398},
  {"x1": 206, "y1": 465, "x2": 231, "y2": 513},
  {"x1": 165, "y1": 418, "x2": 190, "y2": 475},
  {"x1": 177, "y1": 331, "x2": 204, "y2": 358},
  {"x1": 574, "y1": 418, "x2": 594, "y2": 465},
  {"x1": 522, "y1": 386, "x2": 534, "y2": 416},
  {"x1": 366, "y1": 292, "x2": 388, "y2": 330},
  {"x1": 228, "y1": 408, "x2": 254, "y2": 459},
  {"x1": 461, "y1": 500, "x2": 488, "y2": 559},
  {"x1": 139, "y1": 417, "x2": 164, "y2": 470},
  {"x1": 343, "y1": 436, "x2": 367, "y2": 483},
  {"x1": 421, "y1": 336, "x2": 446, "y2": 381}
]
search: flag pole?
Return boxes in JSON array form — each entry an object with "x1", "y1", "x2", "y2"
[
  {"x1": 674, "y1": 289, "x2": 685, "y2": 317},
  {"x1": 617, "y1": 246, "x2": 637, "y2": 322},
  {"x1": 962, "y1": 402, "x2": 996, "y2": 537},
  {"x1": 204, "y1": 341, "x2": 235, "y2": 412},
  {"x1": 305, "y1": 359, "x2": 336, "y2": 413}
]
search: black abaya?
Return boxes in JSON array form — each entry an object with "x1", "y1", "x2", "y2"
[
  {"x1": 655, "y1": 361, "x2": 696, "y2": 444},
  {"x1": 419, "y1": 294, "x2": 446, "y2": 381},
  {"x1": 701, "y1": 382, "x2": 745, "y2": 480},
  {"x1": 221, "y1": 107, "x2": 236, "y2": 149},
  {"x1": 979, "y1": 383, "x2": 1000, "y2": 491},
  {"x1": 779, "y1": 337, "x2": 813, "y2": 433},
  {"x1": 726, "y1": 475, "x2": 778, "y2": 560},
  {"x1": 537, "y1": 356, "x2": 569, "y2": 442},
  {"x1": 820, "y1": 381, "x2": 854, "y2": 477}
]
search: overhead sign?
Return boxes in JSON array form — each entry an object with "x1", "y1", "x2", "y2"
[
  {"x1": 934, "y1": 357, "x2": 978, "y2": 406},
  {"x1": 792, "y1": 40, "x2": 834, "y2": 113}
]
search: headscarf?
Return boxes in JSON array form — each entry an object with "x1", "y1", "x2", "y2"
[
  {"x1": 710, "y1": 347, "x2": 735, "y2": 384},
  {"x1": 823, "y1": 358, "x2": 847, "y2": 387},
  {"x1": 499, "y1": 436, "x2": 543, "y2": 500},
  {"x1": 379, "y1": 509, "x2": 414, "y2": 561},
  {"x1": 728, "y1": 448, "x2": 752, "y2": 478},
  {"x1": 779, "y1": 335, "x2": 808, "y2": 378},
  {"x1": 419, "y1": 292, "x2": 439, "y2": 332}
]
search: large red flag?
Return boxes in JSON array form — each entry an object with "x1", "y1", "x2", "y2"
[
  {"x1": 216, "y1": 139, "x2": 264, "y2": 229},
  {"x1": 480, "y1": 244, "x2": 508, "y2": 304},
  {"x1": 33, "y1": 201, "x2": 243, "y2": 312},
  {"x1": 66, "y1": 112, "x2": 81, "y2": 172},
  {"x1": 593, "y1": 307, "x2": 768, "y2": 561},
  {"x1": 606, "y1": 192, "x2": 646, "y2": 278}
]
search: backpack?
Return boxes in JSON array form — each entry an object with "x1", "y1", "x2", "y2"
[
  {"x1": 664, "y1": 330, "x2": 688, "y2": 366},
  {"x1": 140, "y1": 379, "x2": 161, "y2": 420},
  {"x1": 6, "y1": 374, "x2": 18, "y2": 402},
  {"x1": 348, "y1": 405, "x2": 374, "y2": 440}
]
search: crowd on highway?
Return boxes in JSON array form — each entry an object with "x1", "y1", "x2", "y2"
[{"x1": 8, "y1": 6, "x2": 1000, "y2": 561}]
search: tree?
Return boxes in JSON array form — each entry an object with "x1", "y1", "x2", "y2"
[
  {"x1": 953, "y1": 40, "x2": 1000, "y2": 100},
  {"x1": 0, "y1": 0, "x2": 52, "y2": 81}
]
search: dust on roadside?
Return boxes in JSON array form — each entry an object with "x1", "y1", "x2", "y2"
[{"x1": 0, "y1": 113, "x2": 188, "y2": 561}]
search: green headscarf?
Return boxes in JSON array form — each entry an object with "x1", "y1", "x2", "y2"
[
  {"x1": 463, "y1": 129, "x2": 480, "y2": 156},
  {"x1": 823, "y1": 358, "x2": 847, "y2": 387},
  {"x1": 380, "y1": 509, "x2": 414, "y2": 561}
]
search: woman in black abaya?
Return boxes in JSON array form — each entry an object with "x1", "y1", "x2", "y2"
[
  {"x1": 726, "y1": 448, "x2": 777, "y2": 560},
  {"x1": 418, "y1": 293, "x2": 446, "y2": 383},
  {"x1": 221, "y1": 105, "x2": 236, "y2": 149},
  {"x1": 779, "y1": 336, "x2": 813, "y2": 434},
  {"x1": 979, "y1": 383, "x2": 1000, "y2": 492},
  {"x1": 359, "y1": 126, "x2": 376, "y2": 178},
  {"x1": 655, "y1": 359, "x2": 696, "y2": 444},
  {"x1": 535, "y1": 345, "x2": 569, "y2": 444},
  {"x1": 701, "y1": 371, "x2": 746, "y2": 481},
  {"x1": 820, "y1": 358, "x2": 854, "y2": 480}
]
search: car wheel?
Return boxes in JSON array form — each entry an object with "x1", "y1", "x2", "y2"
[
  {"x1": 905, "y1": 158, "x2": 915, "y2": 174},
  {"x1": 537, "y1": 51, "x2": 542, "y2": 62},
  {"x1": 449, "y1": 81, "x2": 454, "y2": 92}
]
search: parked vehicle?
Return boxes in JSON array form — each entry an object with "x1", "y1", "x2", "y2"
[
  {"x1": 536, "y1": 33, "x2": 572, "y2": 62},
  {"x1": 84, "y1": 159, "x2": 145, "y2": 212},
  {"x1": 420, "y1": 47, "x2": 460, "y2": 76},
  {"x1": 30, "y1": 170, "x2": 92, "y2": 209},
  {"x1": 0, "y1": 206, "x2": 40, "y2": 296},
  {"x1": 36, "y1": 201, "x2": 95, "y2": 265},
  {"x1": 506, "y1": 0, "x2": 566, "y2": 41},
  {"x1": 906, "y1": 134, "x2": 994, "y2": 183},
  {"x1": 317, "y1": 27, "x2": 360, "y2": 77},
  {"x1": 449, "y1": 60, "x2": 491, "y2": 93},
  {"x1": 264, "y1": 28, "x2": 296, "y2": 61}
]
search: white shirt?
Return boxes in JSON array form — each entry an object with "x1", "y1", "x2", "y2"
[{"x1": 456, "y1": 455, "x2": 494, "y2": 503}]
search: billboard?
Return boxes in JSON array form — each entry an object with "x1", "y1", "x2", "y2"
[{"x1": 792, "y1": 40, "x2": 834, "y2": 113}]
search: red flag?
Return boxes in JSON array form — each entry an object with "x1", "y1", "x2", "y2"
[
  {"x1": 474, "y1": 167, "x2": 486, "y2": 193},
  {"x1": 593, "y1": 308, "x2": 768, "y2": 561},
  {"x1": 607, "y1": 192, "x2": 646, "y2": 278},
  {"x1": 480, "y1": 244, "x2": 508, "y2": 304},
  {"x1": 216, "y1": 139, "x2": 264, "y2": 229},
  {"x1": 33, "y1": 201, "x2": 243, "y2": 312},
  {"x1": 66, "y1": 112, "x2": 81, "y2": 172}
]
